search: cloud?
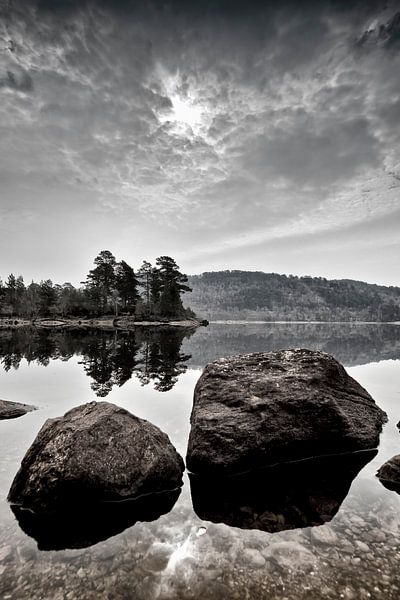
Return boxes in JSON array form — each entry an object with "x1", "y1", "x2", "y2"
[
  {"x1": 0, "y1": 0, "x2": 400, "y2": 284},
  {"x1": 240, "y1": 116, "x2": 381, "y2": 187},
  {"x1": 356, "y1": 10, "x2": 400, "y2": 49},
  {"x1": 0, "y1": 67, "x2": 33, "y2": 91}
]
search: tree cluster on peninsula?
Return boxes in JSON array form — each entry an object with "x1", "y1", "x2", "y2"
[{"x1": 0, "y1": 251, "x2": 194, "y2": 321}]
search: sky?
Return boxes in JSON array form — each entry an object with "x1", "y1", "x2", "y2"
[{"x1": 0, "y1": 0, "x2": 400, "y2": 286}]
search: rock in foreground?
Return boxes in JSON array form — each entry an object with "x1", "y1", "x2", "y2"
[
  {"x1": 0, "y1": 399, "x2": 36, "y2": 420},
  {"x1": 186, "y1": 349, "x2": 386, "y2": 475},
  {"x1": 8, "y1": 401, "x2": 184, "y2": 511},
  {"x1": 377, "y1": 455, "x2": 400, "y2": 494}
]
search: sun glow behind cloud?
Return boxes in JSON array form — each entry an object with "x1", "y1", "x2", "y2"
[
  {"x1": 170, "y1": 94, "x2": 203, "y2": 129},
  {"x1": 157, "y1": 69, "x2": 208, "y2": 136}
]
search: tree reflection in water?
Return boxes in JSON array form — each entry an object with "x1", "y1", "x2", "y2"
[{"x1": 0, "y1": 327, "x2": 193, "y2": 396}]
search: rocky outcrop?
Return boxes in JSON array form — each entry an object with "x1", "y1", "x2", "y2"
[
  {"x1": 8, "y1": 401, "x2": 184, "y2": 511},
  {"x1": 0, "y1": 399, "x2": 36, "y2": 420},
  {"x1": 377, "y1": 455, "x2": 400, "y2": 494},
  {"x1": 190, "y1": 450, "x2": 376, "y2": 532},
  {"x1": 186, "y1": 349, "x2": 386, "y2": 475}
]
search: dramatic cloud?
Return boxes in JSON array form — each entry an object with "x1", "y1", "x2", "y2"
[{"x1": 0, "y1": 0, "x2": 399, "y2": 284}]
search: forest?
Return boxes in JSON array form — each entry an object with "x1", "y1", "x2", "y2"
[
  {"x1": 3, "y1": 262, "x2": 399, "y2": 323},
  {"x1": 0, "y1": 251, "x2": 194, "y2": 321},
  {"x1": 188, "y1": 271, "x2": 400, "y2": 322}
]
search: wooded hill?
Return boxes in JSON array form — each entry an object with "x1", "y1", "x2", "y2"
[{"x1": 187, "y1": 271, "x2": 400, "y2": 322}]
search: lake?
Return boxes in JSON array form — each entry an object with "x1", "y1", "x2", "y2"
[{"x1": 1, "y1": 322, "x2": 400, "y2": 600}]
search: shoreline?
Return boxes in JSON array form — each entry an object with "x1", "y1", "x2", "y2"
[
  {"x1": 0, "y1": 317, "x2": 206, "y2": 330},
  {"x1": 209, "y1": 320, "x2": 400, "y2": 325},
  {"x1": 1, "y1": 318, "x2": 398, "y2": 330}
]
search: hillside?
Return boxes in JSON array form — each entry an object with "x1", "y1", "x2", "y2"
[{"x1": 187, "y1": 271, "x2": 400, "y2": 322}]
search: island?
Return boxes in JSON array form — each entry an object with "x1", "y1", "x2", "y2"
[{"x1": 0, "y1": 251, "x2": 207, "y2": 330}]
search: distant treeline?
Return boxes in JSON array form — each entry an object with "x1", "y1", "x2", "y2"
[
  {"x1": 0, "y1": 251, "x2": 194, "y2": 320},
  {"x1": 188, "y1": 271, "x2": 400, "y2": 322}
]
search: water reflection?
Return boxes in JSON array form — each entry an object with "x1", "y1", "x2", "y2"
[
  {"x1": 0, "y1": 328, "x2": 193, "y2": 396},
  {"x1": 11, "y1": 488, "x2": 181, "y2": 551},
  {"x1": 190, "y1": 450, "x2": 377, "y2": 533},
  {"x1": 1, "y1": 323, "x2": 399, "y2": 399},
  {"x1": 185, "y1": 322, "x2": 400, "y2": 368},
  {"x1": 0, "y1": 325, "x2": 400, "y2": 600}
]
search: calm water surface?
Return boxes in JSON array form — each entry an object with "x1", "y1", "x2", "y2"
[{"x1": 1, "y1": 323, "x2": 400, "y2": 600}]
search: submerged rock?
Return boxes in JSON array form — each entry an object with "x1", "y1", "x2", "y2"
[
  {"x1": 190, "y1": 450, "x2": 376, "y2": 533},
  {"x1": 8, "y1": 401, "x2": 184, "y2": 511},
  {"x1": 377, "y1": 454, "x2": 400, "y2": 494},
  {"x1": 186, "y1": 349, "x2": 386, "y2": 475},
  {"x1": 0, "y1": 399, "x2": 36, "y2": 420},
  {"x1": 262, "y1": 541, "x2": 316, "y2": 573},
  {"x1": 11, "y1": 488, "x2": 181, "y2": 550}
]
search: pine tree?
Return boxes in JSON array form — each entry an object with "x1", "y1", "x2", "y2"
[
  {"x1": 155, "y1": 256, "x2": 192, "y2": 295},
  {"x1": 5, "y1": 274, "x2": 17, "y2": 315},
  {"x1": 137, "y1": 261, "x2": 153, "y2": 315},
  {"x1": 84, "y1": 250, "x2": 117, "y2": 312},
  {"x1": 39, "y1": 280, "x2": 57, "y2": 316},
  {"x1": 150, "y1": 267, "x2": 162, "y2": 309},
  {"x1": 158, "y1": 281, "x2": 185, "y2": 318},
  {"x1": 0, "y1": 278, "x2": 4, "y2": 314},
  {"x1": 115, "y1": 260, "x2": 139, "y2": 313},
  {"x1": 155, "y1": 256, "x2": 191, "y2": 318},
  {"x1": 23, "y1": 282, "x2": 41, "y2": 318}
]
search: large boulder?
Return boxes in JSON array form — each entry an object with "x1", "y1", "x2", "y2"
[
  {"x1": 186, "y1": 349, "x2": 386, "y2": 475},
  {"x1": 377, "y1": 455, "x2": 400, "y2": 494},
  {"x1": 8, "y1": 401, "x2": 184, "y2": 511},
  {"x1": 0, "y1": 399, "x2": 36, "y2": 420}
]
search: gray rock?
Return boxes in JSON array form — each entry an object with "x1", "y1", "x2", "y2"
[
  {"x1": 350, "y1": 515, "x2": 366, "y2": 527},
  {"x1": 377, "y1": 454, "x2": 400, "y2": 493},
  {"x1": 186, "y1": 349, "x2": 386, "y2": 475},
  {"x1": 0, "y1": 545, "x2": 13, "y2": 562},
  {"x1": 262, "y1": 541, "x2": 316, "y2": 572},
  {"x1": 242, "y1": 548, "x2": 266, "y2": 568},
  {"x1": 0, "y1": 399, "x2": 36, "y2": 420},
  {"x1": 366, "y1": 529, "x2": 386, "y2": 543},
  {"x1": 142, "y1": 542, "x2": 173, "y2": 571},
  {"x1": 8, "y1": 401, "x2": 184, "y2": 511},
  {"x1": 310, "y1": 525, "x2": 339, "y2": 546},
  {"x1": 355, "y1": 540, "x2": 370, "y2": 553},
  {"x1": 16, "y1": 544, "x2": 37, "y2": 562}
]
